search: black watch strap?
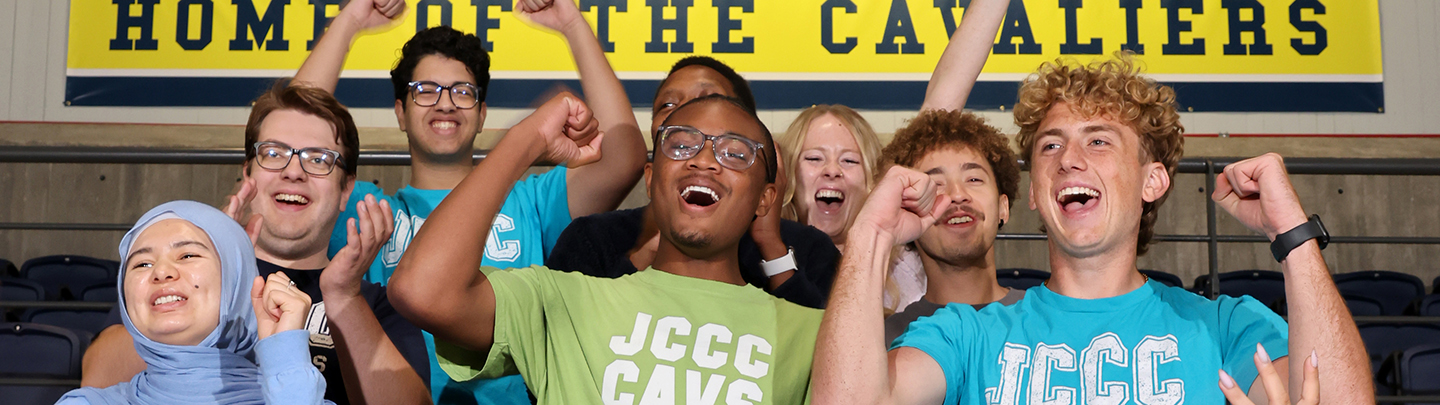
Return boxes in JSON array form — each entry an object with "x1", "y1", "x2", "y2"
[{"x1": 1270, "y1": 214, "x2": 1329, "y2": 262}]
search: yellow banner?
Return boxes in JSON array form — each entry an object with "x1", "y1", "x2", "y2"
[{"x1": 69, "y1": 0, "x2": 1381, "y2": 77}]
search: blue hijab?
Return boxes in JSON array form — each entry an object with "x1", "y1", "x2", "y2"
[{"x1": 62, "y1": 200, "x2": 265, "y2": 404}]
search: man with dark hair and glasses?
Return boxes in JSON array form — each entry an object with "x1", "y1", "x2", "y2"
[
  {"x1": 81, "y1": 84, "x2": 433, "y2": 405},
  {"x1": 388, "y1": 92, "x2": 821, "y2": 404},
  {"x1": 289, "y1": 1, "x2": 648, "y2": 403}
]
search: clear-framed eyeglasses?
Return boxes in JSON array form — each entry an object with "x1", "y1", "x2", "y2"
[
  {"x1": 252, "y1": 141, "x2": 345, "y2": 176},
  {"x1": 408, "y1": 81, "x2": 482, "y2": 109},
  {"x1": 656, "y1": 125, "x2": 767, "y2": 171}
]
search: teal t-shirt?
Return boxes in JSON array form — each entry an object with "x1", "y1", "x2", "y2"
[
  {"x1": 436, "y1": 266, "x2": 822, "y2": 405},
  {"x1": 891, "y1": 280, "x2": 1288, "y2": 404},
  {"x1": 329, "y1": 167, "x2": 571, "y2": 405}
]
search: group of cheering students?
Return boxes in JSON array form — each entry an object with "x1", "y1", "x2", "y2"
[{"x1": 56, "y1": 0, "x2": 1374, "y2": 403}]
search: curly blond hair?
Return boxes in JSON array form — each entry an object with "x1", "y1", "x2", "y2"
[{"x1": 1013, "y1": 53, "x2": 1185, "y2": 256}]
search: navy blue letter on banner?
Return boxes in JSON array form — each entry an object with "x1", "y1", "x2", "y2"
[
  {"x1": 110, "y1": 0, "x2": 160, "y2": 50},
  {"x1": 474, "y1": 0, "x2": 511, "y2": 51},
  {"x1": 876, "y1": 0, "x2": 924, "y2": 54},
  {"x1": 1119, "y1": 0, "x2": 1144, "y2": 54},
  {"x1": 1162, "y1": 0, "x2": 1204, "y2": 55},
  {"x1": 1222, "y1": 0, "x2": 1272, "y2": 55},
  {"x1": 646, "y1": 0, "x2": 693, "y2": 53},
  {"x1": 417, "y1": 0, "x2": 453, "y2": 31},
  {"x1": 176, "y1": 0, "x2": 214, "y2": 50},
  {"x1": 230, "y1": 0, "x2": 290, "y2": 51},
  {"x1": 993, "y1": 0, "x2": 1041, "y2": 54},
  {"x1": 821, "y1": 0, "x2": 858, "y2": 54},
  {"x1": 713, "y1": 0, "x2": 754, "y2": 53},
  {"x1": 308, "y1": 0, "x2": 340, "y2": 50},
  {"x1": 582, "y1": 0, "x2": 627, "y2": 52},
  {"x1": 1059, "y1": 0, "x2": 1101, "y2": 54},
  {"x1": 1289, "y1": 0, "x2": 1326, "y2": 55},
  {"x1": 933, "y1": 0, "x2": 973, "y2": 39}
]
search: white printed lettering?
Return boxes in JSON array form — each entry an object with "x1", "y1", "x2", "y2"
[
  {"x1": 1134, "y1": 335, "x2": 1183, "y2": 405},
  {"x1": 987, "y1": 343, "x2": 1031, "y2": 405},
  {"x1": 639, "y1": 364, "x2": 676, "y2": 405},
  {"x1": 734, "y1": 334, "x2": 771, "y2": 379},
  {"x1": 1082, "y1": 333, "x2": 1130, "y2": 405},
  {"x1": 651, "y1": 316, "x2": 693, "y2": 362},
  {"x1": 724, "y1": 379, "x2": 763, "y2": 405},
  {"x1": 603, "y1": 359, "x2": 641, "y2": 405},
  {"x1": 484, "y1": 213, "x2": 521, "y2": 262},
  {"x1": 686, "y1": 369, "x2": 726, "y2": 405},
  {"x1": 1028, "y1": 343, "x2": 1077, "y2": 405},
  {"x1": 693, "y1": 323, "x2": 733, "y2": 370},
  {"x1": 610, "y1": 312, "x2": 653, "y2": 356}
]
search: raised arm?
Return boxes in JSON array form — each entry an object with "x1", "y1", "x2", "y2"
[
  {"x1": 812, "y1": 166, "x2": 951, "y2": 405},
  {"x1": 1212, "y1": 153, "x2": 1373, "y2": 403},
  {"x1": 519, "y1": 0, "x2": 647, "y2": 218},
  {"x1": 388, "y1": 93, "x2": 602, "y2": 353},
  {"x1": 920, "y1": 0, "x2": 1007, "y2": 112},
  {"x1": 292, "y1": 0, "x2": 405, "y2": 92}
]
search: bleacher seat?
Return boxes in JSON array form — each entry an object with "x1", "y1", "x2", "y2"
[
  {"x1": 1393, "y1": 344, "x2": 1440, "y2": 397},
  {"x1": 1193, "y1": 270, "x2": 1287, "y2": 309},
  {"x1": 1334, "y1": 271, "x2": 1426, "y2": 316},
  {"x1": 996, "y1": 268, "x2": 1049, "y2": 290},
  {"x1": 1415, "y1": 295, "x2": 1440, "y2": 317},
  {"x1": 22, "y1": 308, "x2": 110, "y2": 342},
  {"x1": 0, "y1": 322, "x2": 82, "y2": 405},
  {"x1": 1358, "y1": 323, "x2": 1440, "y2": 378},
  {"x1": 1, "y1": 278, "x2": 46, "y2": 302},
  {"x1": 1342, "y1": 293, "x2": 1386, "y2": 317},
  {"x1": 1140, "y1": 269, "x2": 1184, "y2": 288},
  {"x1": 21, "y1": 255, "x2": 118, "y2": 301},
  {"x1": 79, "y1": 282, "x2": 117, "y2": 303}
]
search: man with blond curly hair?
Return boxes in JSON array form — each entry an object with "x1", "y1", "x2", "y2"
[
  {"x1": 814, "y1": 54, "x2": 1370, "y2": 404},
  {"x1": 878, "y1": 110, "x2": 1024, "y2": 343}
]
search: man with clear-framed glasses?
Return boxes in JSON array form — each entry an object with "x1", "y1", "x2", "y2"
[{"x1": 289, "y1": 1, "x2": 649, "y2": 403}]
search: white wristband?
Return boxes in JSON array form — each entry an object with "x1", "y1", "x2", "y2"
[{"x1": 760, "y1": 248, "x2": 797, "y2": 277}]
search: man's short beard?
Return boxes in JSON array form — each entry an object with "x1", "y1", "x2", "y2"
[{"x1": 669, "y1": 229, "x2": 713, "y2": 250}]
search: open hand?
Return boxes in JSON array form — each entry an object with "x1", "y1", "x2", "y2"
[
  {"x1": 222, "y1": 178, "x2": 263, "y2": 243},
  {"x1": 852, "y1": 166, "x2": 950, "y2": 244},
  {"x1": 251, "y1": 272, "x2": 313, "y2": 340},
  {"x1": 1220, "y1": 346, "x2": 1319, "y2": 405},
  {"x1": 320, "y1": 194, "x2": 393, "y2": 300},
  {"x1": 1212, "y1": 153, "x2": 1310, "y2": 240}
]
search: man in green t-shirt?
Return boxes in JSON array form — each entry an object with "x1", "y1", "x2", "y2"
[{"x1": 388, "y1": 92, "x2": 822, "y2": 404}]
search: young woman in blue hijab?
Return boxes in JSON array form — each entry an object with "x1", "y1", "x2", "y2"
[{"x1": 58, "y1": 200, "x2": 331, "y2": 404}]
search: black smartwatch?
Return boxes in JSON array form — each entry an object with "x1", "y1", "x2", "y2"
[{"x1": 1269, "y1": 214, "x2": 1329, "y2": 262}]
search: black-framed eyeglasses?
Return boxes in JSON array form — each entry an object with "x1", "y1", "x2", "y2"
[
  {"x1": 656, "y1": 125, "x2": 767, "y2": 171},
  {"x1": 252, "y1": 141, "x2": 345, "y2": 176},
  {"x1": 408, "y1": 81, "x2": 482, "y2": 109}
]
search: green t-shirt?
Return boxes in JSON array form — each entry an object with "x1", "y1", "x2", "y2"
[{"x1": 437, "y1": 266, "x2": 822, "y2": 405}]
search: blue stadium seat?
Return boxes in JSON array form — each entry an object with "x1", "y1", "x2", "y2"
[
  {"x1": 21, "y1": 255, "x2": 118, "y2": 301},
  {"x1": 1416, "y1": 295, "x2": 1440, "y2": 317},
  {"x1": 1, "y1": 278, "x2": 46, "y2": 302},
  {"x1": 996, "y1": 268, "x2": 1049, "y2": 290},
  {"x1": 1193, "y1": 270, "x2": 1287, "y2": 309},
  {"x1": 79, "y1": 281, "x2": 117, "y2": 303},
  {"x1": 1140, "y1": 269, "x2": 1184, "y2": 288},
  {"x1": 1394, "y1": 344, "x2": 1440, "y2": 397},
  {"x1": 21, "y1": 308, "x2": 110, "y2": 342},
  {"x1": 1334, "y1": 271, "x2": 1426, "y2": 316},
  {"x1": 1342, "y1": 293, "x2": 1386, "y2": 317},
  {"x1": 0, "y1": 322, "x2": 82, "y2": 405},
  {"x1": 1358, "y1": 323, "x2": 1440, "y2": 379}
]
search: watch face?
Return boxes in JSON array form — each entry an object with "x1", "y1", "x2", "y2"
[{"x1": 1311, "y1": 214, "x2": 1330, "y2": 247}]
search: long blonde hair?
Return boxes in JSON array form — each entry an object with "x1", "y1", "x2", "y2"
[{"x1": 776, "y1": 104, "x2": 883, "y2": 221}]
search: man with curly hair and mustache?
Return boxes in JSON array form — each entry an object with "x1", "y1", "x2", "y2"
[{"x1": 813, "y1": 54, "x2": 1372, "y2": 404}]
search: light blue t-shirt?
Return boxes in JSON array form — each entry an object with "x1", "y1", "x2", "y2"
[
  {"x1": 892, "y1": 280, "x2": 1289, "y2": 405},
  {"x1": 329, "y1": 167, "x2": 571, "y2": 405}
]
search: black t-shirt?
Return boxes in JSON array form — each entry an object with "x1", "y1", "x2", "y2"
[
  {"x1": 545, "y1": 206, "x2": 839, "y2": 308},
  {"x1": 101, "y1": 259, "x2": 429, "y2": 405}
]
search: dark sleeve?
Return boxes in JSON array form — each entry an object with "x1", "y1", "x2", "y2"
[
  {"x1": 546, "y1": 208, "x2": 644, "y2": 278},
  {"x1": 364, "y1": 283, "x2": 430, "y2": 385},
  {"x1": 739, "y1": 220, "x2": 840, "y2": 309}
]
